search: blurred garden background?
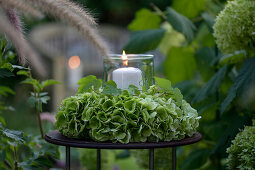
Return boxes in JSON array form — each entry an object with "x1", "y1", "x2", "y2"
[{"x1": 1, "y1": 0, "x2": 255, "y2": 169}]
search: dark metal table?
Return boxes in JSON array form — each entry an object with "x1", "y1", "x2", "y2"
[{"x1": 45, "y1": 130, "x2": 202, "y2": 170}]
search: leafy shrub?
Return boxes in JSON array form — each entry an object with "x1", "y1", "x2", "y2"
[
  {"x1": 55, "y1": 76, "x2": 200, "y2": 143},
  {"x1": 226, "y1": 121, "x2": 255, "y2": 170}
]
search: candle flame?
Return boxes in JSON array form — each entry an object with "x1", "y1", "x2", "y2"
[
  {"x1": 122, "y1": 50, "x2": 128, "y2": 66},
  {"x1": 68, "y1": 56, "x2": 80, "y2": 69}
]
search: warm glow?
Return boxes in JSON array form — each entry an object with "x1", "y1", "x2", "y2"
[
  {"x1": 68, "y1": 56, "x2": 80, "y2": 69},
  {"x1": 121, "y1": 50, "x2": 128, "y2": 66}
]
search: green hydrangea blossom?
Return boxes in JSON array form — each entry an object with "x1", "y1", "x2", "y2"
[
  {"x1": 213, "y1": 0, "x2": 255, "y2": 54},
  {"x1": 226, "y1": 121, "x2": 255, "y2": 169},
  {"x1": 55, "y1": 78, "x2": 200, "y2": 144}
]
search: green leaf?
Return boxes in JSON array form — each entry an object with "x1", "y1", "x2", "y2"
[
  {"x1": 212, "y1": 114, "x2": 247, "y2": 156},
  {"x1": 0, "y1": 63, "x2": 13, "y2": 71},
  {"x1": 16, "y1": 70, "x2": 30, "y2": 77},
  {"x1": 21, "y1": 78, "x2": 41, "y2": 92},
  {"x1": 28, "y1": 96, "x2": 39, "y2": 109},
  {"x1": 102, "y1": 100, "x2": 114, "y2": 111},
  {"x1": 158, "y1": 22, "x2": 185, "y2": 55},
  {"x1": 77, "y1": 75, "x2": 102, "y2": 93},
  {"x1": 124, "y1": 100, "x2": 136, "y2": 114},
  {"x1": 192, "y1": 65, "x2": 227, "y2": 103},
  {"x1": 0, "y1": 68, "x2": 14, "y2": 78},
  {"x1": 201, "y1": 12, "x2": 215, "y2": 32},
  {"x1": 154, "y1": 77, "x2": 172, "y2": 90},
  {"x1": 2, "y1": 129, "x2": 24, "y2": 144},
  {"x1": 156, "y1": 106, "x2": 168, "y2": 120},
  {"x1": 163, "y1": 46, "x2": 196, "y2": 85},
  {"x1": 0, "y1": 86, "x2": 15, "y2": 96},
  {"x1": 166, "y1": 7, "x2": 196, "y2": 42},
  {"x1": 127, "y1": 85, "x2": 140, "y2": 96},
  {"x1": 41, "y1": 79, "x2": 61, "y2": 90},
  {"x1": 0, "y1": 150, "x2": 6, "y2": 162},
  {"x1": 40, "y1": 96, "x2": 50, "y2": 104},
  {"x1": 219, "y1": 50, "x2": 247, "y2": 66},
  {"x1": 172, "y1": 0, "x2": 205, "y2": 18},
  {"x1": 0, "y1": 116, "x2": 6, "y2": 126},
  {"x1": 32, "y1": 156, "x2": 53, "y2": 168},
  {"x1": 116, "y1": 133, "x2": 126, "y2": 140},
  {"x1": 89, "y1": 116, "x2": 100, "y2": 129},
  {"x1": 181, "y1": 149, "x2": 210, "y2": 170},
  {"x1": 102, "y1": 80, "x2": 121, "y2": 96},
  {"x1": 195, "y1": 23, "x2": 215, "y2": 47},
  {"x1": 221, "y1": 56, "x2": 255, "y2": 114},
  {"x1": 124, "y1": 29, "x2": 166, "y2": 53},
  {"x1": 128, "y1": 8, "x2": 161, "y2": 31},
  {"x1": 194, "y1": 47, "x2": 215, "y2": 81}
]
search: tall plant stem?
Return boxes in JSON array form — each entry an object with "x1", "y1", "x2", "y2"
[
  {"x1": 29, "y1": 70, "x2": 44, "y2": 138},
  {"x1": 14, "y1": 146, "x2": 18, "y2": 170},
  {"x1": 36, "y1": 102, "x2": 44, "y2": 138},
  {"x1": 34, "y1": 90, "x2": 44, "y2": 138},
  {"x1": 4, "y1": 160, "x2": 12, "y2": 169},
  {"x1": 215, "y1": 46, "x2": 221, "y2": 170}
]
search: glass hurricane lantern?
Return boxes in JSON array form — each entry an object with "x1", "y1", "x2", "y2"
[{"x1": 103, "y1": 53, "x2": 154, "y2": 90}]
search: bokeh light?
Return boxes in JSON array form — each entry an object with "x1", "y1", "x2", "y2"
[{"x1": 68, "y1": 56, "x2": 80, "y2": 69}]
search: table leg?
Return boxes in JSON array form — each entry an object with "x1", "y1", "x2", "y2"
[
  {"x1": 66, "y1": 146, "x2": 70, "y2": 170},
  {"x1": 97, "y1": 149, "x2": 101, "y2": 170},
  {"x1": 149, "y1": 148, "x2": 154, "y2": 170},
  {"x1": 172, "y1": 147, "x2": 176, "y2": 170}
]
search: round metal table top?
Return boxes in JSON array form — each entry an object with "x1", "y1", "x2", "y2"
[{"x1": 45, "y1": 130, "x2": 202, "y2": 149}]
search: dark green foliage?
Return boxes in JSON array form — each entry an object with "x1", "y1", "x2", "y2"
[
  {"x1": 77, "y1": 75, "x2": 102, "y2": 93},
  {"x1": 124, "y1": 29, "x2": 166, "y2": 53},
  {"x1": 128, "y1": 8, "x2": 161, "y2": 31},
  {"x1": 172, "y1": 0, "x2": 205, "y2": 18},
  {"x1": 0, "y1": 68, "x2": 14, "y2": 78},
  {"x1": 166, "y1": 7, "x2": 196, "y2": 42},
  {"x1": 221, "y1": 56, "x2": 255, "y2": 114},
  {"x1": 0, "y1": 37, "x2": 60, "y2": 169},
  {"x1": 192, "y1": 65, "x2": 227, "y2": 103},
  {"x1": 102, "y1": 80, "x2": 122, "y2": 96},
  {"x1": 163, "y1": 46, "x2": 197, "y2": 84},
  {"x1": 181, "y1": 149, "x2": 211, "y2": 170},
  {"x1": 0, "y1": 123, "x2": 59, "y2": 169},
  {"x1": 124, "y1": 0, "x2": 255, "y2": 168},
  {"x1": 21, "y1": 76, "x2": 61, "y2": 112}
]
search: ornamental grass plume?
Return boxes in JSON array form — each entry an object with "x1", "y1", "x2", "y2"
[
  {"x1": 0, "y1": 0, "x2": 43, "y2": 18},
  {"x1": 0, "y1": 13, "x2": 46, "y2": 76},
  {"x1": 0, "y1": 0, "x2": 110, "y2": 70},
  {"x1": 213, "y1": 0, "x2": 255, "y2": 54},
  {"x1": 3, "y1": 8, "x2": 25, "y2": 65},
  {"x1": 28, "y1": 0, "x2": 110, "y2": 56},
  {"x1": 56, "y1": 0, "x2": 97, "y2": 25}
]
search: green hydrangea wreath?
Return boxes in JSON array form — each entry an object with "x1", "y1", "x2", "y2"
[{"x1": 55, "y1": 76, "x2": 200, "y2": 144}]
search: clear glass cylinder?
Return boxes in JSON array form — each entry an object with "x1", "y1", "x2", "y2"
[{"x1": 103, "y1": 54, "x2": 154, "y2": 90}]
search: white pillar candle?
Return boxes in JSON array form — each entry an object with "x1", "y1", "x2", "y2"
[
  {"x1": 112, "y1": 67, "x2": 143, "y2": 90},
  {"x1": 67, "y1": 56, "x2": 83, "y2": 88},
  {"x1": 67, "y1": 64, "x2": 83, "y2": 88}
]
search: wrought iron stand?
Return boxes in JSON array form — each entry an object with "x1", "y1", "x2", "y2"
[{"x1": 45, "y1": 130, "x2": 202, "y2": 170}]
